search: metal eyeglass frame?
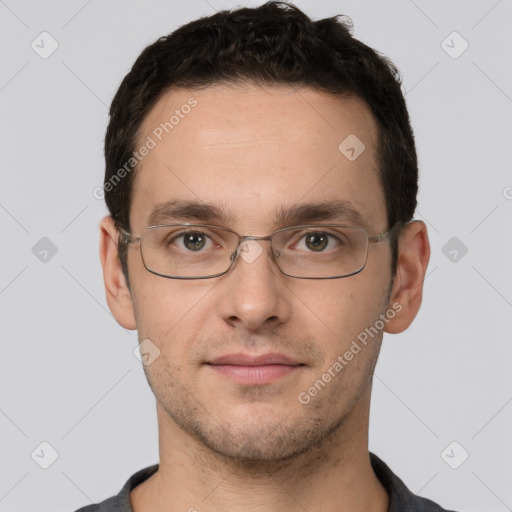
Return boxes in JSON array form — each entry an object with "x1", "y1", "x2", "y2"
[{"x1": 119, "y1": 221, "x2": 403, "y2": 280}]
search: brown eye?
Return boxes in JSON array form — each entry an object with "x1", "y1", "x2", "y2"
[
  {"x1": 182, "y1": 232, "x2": 207, "y2": 251},
  {"x1": 305, "y1": 233, "x2": 329, "y2": 252}
]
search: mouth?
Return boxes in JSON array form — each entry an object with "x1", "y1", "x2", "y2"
[{"x1": 205, "y1": 353, "x2": 305, "y2": 385}]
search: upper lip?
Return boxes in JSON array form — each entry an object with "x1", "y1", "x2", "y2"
[{"x1": 207, "y1": 353, "x2": 303, "y2": 366}]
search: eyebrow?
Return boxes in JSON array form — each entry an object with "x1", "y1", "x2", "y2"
[{"x1": 147, "y1": 199, "x2": 369, "y2": 230}]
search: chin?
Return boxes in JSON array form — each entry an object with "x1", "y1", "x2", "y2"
[{"x1": 183, "y1": 404, "x2": 345, "y2": 468}]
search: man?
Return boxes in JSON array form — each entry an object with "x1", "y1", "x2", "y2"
[{"x1": 76, "y1": 2, "x2": 456, "y2": 511}]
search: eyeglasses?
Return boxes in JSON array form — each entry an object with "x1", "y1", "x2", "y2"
[{"x1": 119, "y1": 222, "x2": 402, "y2": 280}]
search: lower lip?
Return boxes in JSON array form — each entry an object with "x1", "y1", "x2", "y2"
[{"x1": 207, "y1": 364, "x2": 301, "y2": 385}]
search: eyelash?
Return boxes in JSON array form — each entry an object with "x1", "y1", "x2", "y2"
[{"x1": 167, "y1": 229, "x2": 345, "y2": 253}]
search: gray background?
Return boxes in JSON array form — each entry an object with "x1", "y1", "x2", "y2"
[{"x1": 0, "y1": 0, "x2": 511, "y2": 511}]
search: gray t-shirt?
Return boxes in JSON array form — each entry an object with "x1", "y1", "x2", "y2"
[{"x1": 73, "y1": 452, "x2": 457, "y2": 511}]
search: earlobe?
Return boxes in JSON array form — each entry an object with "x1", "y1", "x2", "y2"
[
  {"x1": 384, "y1": 220, "x2": 430, "y2": 334},
  {"x1": 99, "y1": 216, "x2": 137, "y2": 330}
]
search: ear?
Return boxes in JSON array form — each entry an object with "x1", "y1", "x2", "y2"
[
  {"x1": 99, "y1": 216, "x2": 137, "y2": 330},
  {"x1": 384, "y1": 220, "x2": 430, "y2": 334}
]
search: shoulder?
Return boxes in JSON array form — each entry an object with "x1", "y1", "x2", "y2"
[
  {"x1": 370, "y1": 453, "x2": 459, "y2": 512},
  {"x1": 72, "y1": 464, "x2": 159, "y2": 512}
]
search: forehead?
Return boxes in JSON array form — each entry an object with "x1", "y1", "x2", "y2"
[{"x1": 131, "y1": 83, "x2": 386, "y2": 232}]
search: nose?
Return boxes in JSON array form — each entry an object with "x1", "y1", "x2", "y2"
[{"x1": 216, "y1": 239, "x2": 292, "y2": 331}]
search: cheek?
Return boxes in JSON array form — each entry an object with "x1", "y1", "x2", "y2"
[
  {"x1": 299, "y1": 279, "x2": 388, "y2": 399},
  {"x1": 289, "y1": 274, "x2": 386, "y2": 348},
  {"x1": 131, "y1": 275, "x2": 215, "y2": 347}
]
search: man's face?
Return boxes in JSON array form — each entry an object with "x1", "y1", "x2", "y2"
[{"x1": 125, "y1": 84, "x2": 393, "y2": 462}]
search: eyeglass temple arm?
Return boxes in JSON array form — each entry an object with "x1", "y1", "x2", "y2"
[
  {"x1": 368, "y1": 221, "x2": 405, "y2": 243},
  {"x1": 118, "y1": 228, "x2": 140, "y2": 244}
]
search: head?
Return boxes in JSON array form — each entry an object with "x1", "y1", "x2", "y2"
[{"x1": 100, "y1": 2, "x2": 429, "y2": 466}]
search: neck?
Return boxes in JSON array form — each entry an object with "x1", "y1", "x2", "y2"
[{"x1": 130, "y1": 389, "x2": 389, "y2": 512}]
